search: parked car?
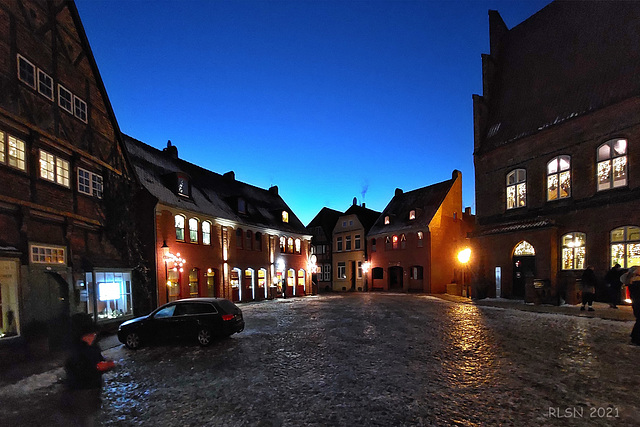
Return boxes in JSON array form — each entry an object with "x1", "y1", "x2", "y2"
[{"x1": 118, "y1": 298, "x2": 244, "y2": 349}]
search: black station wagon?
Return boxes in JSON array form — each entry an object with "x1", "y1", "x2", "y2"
[{"x1": 117, "y1": 298, "x2": 244, "y2": 349}]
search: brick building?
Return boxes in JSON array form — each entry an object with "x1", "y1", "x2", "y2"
[
  {"x1": 306, "y1": 207, "x2": 341, "y2": 293},
  {"x1": 0, "y1": 0, "x2": 137, "y2": 343},
  {"x1": 472, "y1": 2, "x2": 640, "y2": 303},
  {"x1": 367, "y1": 171, "x2": 472, "y2": 294},
  {"x1": 125, "y1": 137, "x2": 312, "y2": 306}
]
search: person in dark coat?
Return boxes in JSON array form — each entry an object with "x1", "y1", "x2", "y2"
[
  {"x1": 605, "y1": 264, "x2": 623, "y2": 308},
  {"x1": 622, "y1": 267, "x2": 640, "y2": 345},
  {"x1": 580, "y1": 266, "x2": 597, "y2": 311}
]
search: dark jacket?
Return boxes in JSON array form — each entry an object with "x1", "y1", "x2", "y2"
[{"x1": 65, "y1": 340, "x2": 105, "y2": 390}]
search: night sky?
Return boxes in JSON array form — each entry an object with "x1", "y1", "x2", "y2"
[{"x1": 75, "y1": 0, "x2": 552, "y2": 225}]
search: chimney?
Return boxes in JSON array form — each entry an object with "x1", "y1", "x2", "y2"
[
  {"x1": 395, "y1": 188, "x2": 403, "y2": 197},
  {"x1": 223, "y1": 171, "x2": 235, "y2": 181},
  {"x1": 163, "y1": 140, "x2": 178, "y2": 159},
  {"x1": 362, "y1": 203, "x2": 366, "y2": 208},
  {"x1": 352, "y1": 197, "x2": 357, "y2": 206},
  {"x1": 269, "y1": 185, "x2": 278, "y2": 195},
  {"x1": 452, "y1": 169, "x2": 461, "y2": 180},
  {"x1": 465, "y1": 207, "x2": 471, "y2": 215}
]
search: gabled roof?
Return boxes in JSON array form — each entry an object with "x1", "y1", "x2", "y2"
[
  {"x1": 482, "y1": 1, "x2": 640, "y2": 148},
  {"x1": 306, "y1": 207, "x2": 342, "y2": 240},
  {"x1": 343, "y1": 204, "x2": 381, "y2": 234},
  {"x1": 124, "y1": 135, "x2": 308, "y2": 236},
  {"x1": 368, "y1": 173, "x2": 457, "y2": 236}
]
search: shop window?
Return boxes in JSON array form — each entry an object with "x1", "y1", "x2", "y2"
[
  {"x1": 206, "y1": 269, "x2": 215, "y2": 297},
  {"x1": 336, "y1": 236, "x2": 343, "y2": 252},
  {"x1": 298, "y1": 269, "x2": 305, "y2": 288},
  {"x1": 202, "y1": 221, "x2": 211, "y2": 245},
  {"x1": 417, "y1": 231, "x2": 424, "y2": 247},
  {"x1": 94, "y1": 271, "x2": 133, "y2": 320},
  {"x1": 188, "y1": 218, "x2": 199, "y2": 243},
  {"x1": 255, "y1": 232, "x2": 262, "y2": 251},
  {"x1": 167, "y1": 269, "x2": 180, "y2": 301},
  {"x1": 38, "y1": 69, "x2": 53, "y2": 100},
  {"x1": 236, "y1": 228, "x2": 243, "y2": 248},
  {"x1": 547, "y1": 156, "x2": 571, "y2": 201},
  {"x1": 506, "y1": 169, "x2": 526, "y2": 209},
  {"x1": 40, "y1": 150, "x2": 70, "y2": 187},
  {"x1": 78, "y1": 168, "x2": 103, "y2": 198},
  {"x1": 597, "y1": 139, "x2": 627, "y2": 191},
  {"x1": 287, "y1": 269, "x2": 295, "y2": 289},
  {"x1": 189, "y1": 268, "x2": 199, "y2": 297},
  {"x1": 295, "y1": 238, "x2": 301, "y2": 254},
  {"x1": 561, "y1": 232, "x2": 586, "y2": 270},
  {"x1": 245, "y1": 230, "x2": 253, "y2": 250},
  {"x1": 0, "y1": 132, "x2": 26, "y2": 171},
  {"x1": 17, "y1": 54, "x2": 36, "y2": 89},
  {"x1": 611, "y1": 226, "x2": 640, "y2": 268},
  {"x1": 346, "y1": 235, "x2": 352, "y2": 251},
  {"x1": 175, "y1": 214, "x2": 185, "y2": 241},
  {"x1": 30, "y1": 244, "x2": 66, "y2": 264},
  {"x1": 337, "y1": 262, "x2": 346, "y2": 279},
  {"x1": 258, "y1": 269, "x2": 267, "y2": 289}
]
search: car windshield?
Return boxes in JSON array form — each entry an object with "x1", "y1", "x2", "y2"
[{"x1": 154, "y1": 305, "x2": 176, "y2": 318}]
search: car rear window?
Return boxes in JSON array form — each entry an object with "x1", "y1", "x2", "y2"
[
  {"x1": 216, "y1": 299, "x2": 238, "y2": 313},
  {"x1": 176, "y1": 302, "x2": 217, "y2": 315}
]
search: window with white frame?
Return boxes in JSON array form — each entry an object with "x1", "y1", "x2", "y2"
[
  {"x1": 323, "y1": 264, "x2": 331, "y2": 282},
  {"x1": 1, "y1": 133, "x2": 27, "y2": 171},
  {"x1": 189, "y1": 218, "x2": 199, "y2": 243},
  {"x1": 74, "y1": 97, "x2": 88, "y2": 123},
  {"x1": 506, "y1": 169, "x2": 526, "y2": 209},
  {"x1": 547, "y1": 156, "x2": 571, "y2": 201},
  {"x1": 561, "y1": 232, "x2": 586, "y2": 270},
  {"x1": 58, "y1": 84, "x2": 73, "y2": 114},
  {"x1": 336, "y1": 236, "x2": 343, "y2": 251},
  {"x1": 611, "y1": 226, "x2": 640, "y2": 268},
  {"x1": 358, "y1": 261, "x2": 363, "y2": 279},
  {"x1": 346, "y1": 235, "x2": 352, "y2": 251},
  {"x1": 175, "y1": 214, "x2": 185, "y2": 241},
  {"x1": 30, "y1": 244, "x2": 66, "y2": 264},
  {"x1": 355, "y1": 234, "x2": 361, "y2": 250},
  {"x1": 597, "y1": 139, "x2": 627, "y2": 191},
  {"x1": 295, "y1": 238, "x2": 301, "y2": 254},
  {"x1": 17, "y1": 54, "x2": 36, "y2": 89},
  {"x1": 202, "y1": 221, "x2": 211, "y2": 245},
  {"x1": 337, "y1": 262, "x2": 346, "y2": 279},
  {"x1": 38, "y1": 69, "x2": 53, "y2": 100},
  {"x1": 39, "y1": 150, "x2": 69, "y2": 187},
  {"x1": 78, "y1": 168, "x2": 103, "y2": 198}
]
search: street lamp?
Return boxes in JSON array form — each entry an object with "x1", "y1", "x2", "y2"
[
  {"x1": 362, "y1": 261, "x2": 371, "y2": 292},
  {"x1": 162, "y1": 241, "x2": 170, "y2": 302},
  {"x1": 457, "y1": 248, "x2": 471, "y2": 298}
]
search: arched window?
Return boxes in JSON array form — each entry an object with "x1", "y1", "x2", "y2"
[
  {"x1": 202, "y1": 221, "x2": 211, "y2": 245},
  {"x1": 297, "y1": 269, "x2": 305, "y2": 289},
  {"x1": 282, "y1": 211, "x2": 289, "y2": 223},
  {"x1": 597, "y1": 139, "x2": 627, "y2": 191},
  {"x1": 400, "y1": 234, "x2": 406, "y2": 249},
  {"x1": 189, "y1": 218, "x2": 199, "y2": 243},
  {"x1": 280, "y1": 236, "x2": 286, "y2": 253},
  {"x1": 417, "y1": 231, "x2": 424, "y2": 248},
  {"x1": 384, "y1": 216, "x2": 390, "y2": 225},
  {"x1": 611, "y1": 226, "x2": 640, "y2": 268},
  {"x1": 409, "y1": 210, "x2": 416, "y2": 220},
  {"x1": 245, "y1": 230, "x2": 253, "y2": 250},
  {"x1": 506, "y1": 169, "x2": 526, "y2": 209},
  {"x1": 255, "y1": 232, "x2": 262, "y2": 251},
  {"x1": 385, "y1": 236, "x2": 391, "y2": 251},
  {"x1": 561, "y1": 232, "x2": 586, "y2": 270},
  {"x1": 392, "y1": 235, "x2": 398, "y2": 250},
  {"x1": 175, "y1": 214, "x2": 185, "y2": 241},
  {"x1": 288, "y1": 237, "x2": 294, "y2": 253},
  {"x1": 547, "y1": 156, "x2": 571, "y2": 201},
  {"x1": 236, "y1": 228, "x2": 243, "y2": 249},
  {"x1": 371, "y1": 238, "x2": 377, "y2": 252},
  {"x1": 295, "y1": 238, "x2": 301, "y2": 254},
  {"x1": 513, "y1": 241, "x2": 535, "y2": 256}
]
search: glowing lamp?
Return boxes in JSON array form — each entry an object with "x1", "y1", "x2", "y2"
[{"x1": 458, "y1": 248, "x2": 471, "y2": 264}]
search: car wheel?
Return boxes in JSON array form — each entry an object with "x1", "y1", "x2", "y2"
[
  {"x1": 197, "y1": 328, "x2": 212, "y2": 346},
  {"x1": 125, "y1": 331, "x2": 141, "y2": 350}
]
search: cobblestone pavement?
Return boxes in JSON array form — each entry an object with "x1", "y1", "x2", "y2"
[{"x1": 1, "y1": 293, "x2": 639, "y2": 426}]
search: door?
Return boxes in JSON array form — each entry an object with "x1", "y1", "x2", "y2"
[
  {"x1": 513, "y1": 256, "x2": 535, "y2": 298},
  {"x1": 389, "y1": 266, "x2": 403, "y2": 290}
]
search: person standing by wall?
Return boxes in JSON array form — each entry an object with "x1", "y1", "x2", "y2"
[
  {"x1": 580, "y1": 266, "x2": 597, "y2": 311},
  {"x1": 605, "y1": 264, "x2": 623, "y2": 308}
]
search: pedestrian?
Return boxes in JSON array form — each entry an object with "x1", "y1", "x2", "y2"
[
  {"x1": 62, "y1": 313, "x2": 115, "y2": 426},
  {"x1": 282, "y1": 278, "x2": 287, "y2": 299},
  {"x1": 605, "y1": 263, "x2": 623, "y2": 308},
  {"x1": 580, "y1": 266, "x2": 597, "y2": 311},
  {"x1": 621, "y1": 266, "x2": 640, "y2": 345}
]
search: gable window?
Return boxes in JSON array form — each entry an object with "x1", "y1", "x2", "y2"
[
  {"x1": 189, "y1": 218, "x2": 199, "y2": 243},
  {"x1": 39, "y1": 150, "x2": 69, "y2": 187},
  {"x1": 409, "y1": 210, "x2": 416, "y2": 220},
  {"x1": 346, "y1": 235, "x2": 352, "y2": 251},
  {"x1": 238, "y1": 198, "x2": 246, "y2": 214},
  {"x1": 78, "y1": 168, "x2": 103, "y2": 198},
  {"x1": 58, "y1": 84, "x2": 73, "y2": 114},
  {"x1": 202, "y1": 221, "x2": 211, "y2": 245},
  {"x1": 506, "y1": 169, "x2": 526, "y2": 209},
  {"x1": 236, "y1": 228, "x2": 243, "y2": 249},
  {"x1": 384, "y1": 216, "x2": 390, "y2": 225},
  {"x1": 177, "y1": 176, "x2": 189, "y2": 197},
  {"x1": 561, "y1": 232, "x2": 586, "y2": 270},
  {"x1": 175, "y1": 215, "x2": 185, "y2": 241},
  {"x1": 17, "y1": 54, "x2": 36, "y2": 89},
  {"x1": 355, "y1": 234, "x2": 361, "y2": 250},
  {"x1": 417, "y1": 231, "x2": 424, "y2": 247},
  {"x1": 611, "y1": 226, "x2": 640, "y2": 268},
  {"x1": 547, "y1": 156, "x2": 571, "y2": 201},
  {"x1": 38, "y1": 69, "x2": 53, "y2": 100},
  {"x1": 74, "y1": 97, "x2": 88, "y2": 123},
  {"x1": 336, "y1": 237, "x2": 343, "y2": 252},
  {"x1": 282, "y1": 211, "x2": 289, "y2": 223},
  {"x1": 597, "y1": 139, "x2": 627, "y2": 191},
  {"x1": 0, "y1": 132, "x2": 27, "y2": 171}
]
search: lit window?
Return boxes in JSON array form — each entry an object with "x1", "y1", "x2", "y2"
[
  {"x1": 355, "y1": 234, "x2": 361, "y2": 250},
  {"x1": 30, "y1": 244, "x2": 66, "y2": 264},
  {"x1": 189, "y1": 268, "x2": 199, "y2": 297},
  {"x1": 547, "y1": 156, "x2": 571, "y2": 201},
  {"x1": 611, "y1": 226, "x2": 640, "y2": 268},
  {"x1": 392, "y1": 235, "x2": 398, "y2": 250},
  {"x1": 282, "y1": 211, "x2": 289, "y2": 223},
  {"x1": 202, "y1": 221, "x2": 211, "y2": 245},
  {"x1": 514, "y1": 241, "x2": 535, "y2": 256},
  {"x1": 297, "y1": 269, "x2": 305, "y2": 287},
  {"x1": 78, "y1": 168, "x2": 103, "y2": 198},
  {"x1": 597, "y1": 139, "x2": 627, "y2": 191},
  {"x1": 177, "y1": 176, "x2": 189, "y2": 197},
  {"x1": 358, "y1": 262, "x2": 363, "y2": 279},
  {"x1": 38, "y1": 69, "x2": 53, "y2": 100},
  {"x1": 288, "y1": 237, "x2": 294, "y2": 253},
  {"x1": 417, "y1": 231, "x2": 424, "y2": 248},
  {"x1": 409, "y1": 210, "x2": 416, "y2": 220},
  {"x1": 280, "y1": 236, "x2": 286, "y2": 252},
  {"x1": 39, "y1": 150, "x2": 69, "y2": 187},
  {"x1": 17, "y1": 54, "x2": 35, "y2": 89},
  {"x1": 506, "y1": 169, "x2": 526, "y2": 209},
  {"x1": 58, "y1": 84, "x2": 73, "y2": 114},
  {"x1": 384, "y1": 216, "x2": 390, "y2": 225},
  {"x1": 337, "y1": 262, "x2": 346, "y2": 279},
  {"x1": 74, "y1": 96, "x2": 87, "y2": 123},
  {"x1": 337, "y1": 237, "x2": 343, "y2": 252},
  {"x1": 175, "y1": 214, "x2": 185, "y2": 241},
  {"x1": 295, "y1": 238, "x2": 301, "y2": 254},
  {"x1": 561, "y1": 232, "x2": 586, "y2": 270},
  {"x1": 1, "y1": 133, "x2": 27, "y2": 171},
  {"x1": 189, "y1": 218, "x2": 199, "y2": 243}
]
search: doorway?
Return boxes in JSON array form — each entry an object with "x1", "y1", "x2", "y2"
[
  {"x1": 512, "y1": 241, "x2": 536, "y2": 298},
  {"x1": 389, "y1": 266, "x2": 403, "y2": 290}
]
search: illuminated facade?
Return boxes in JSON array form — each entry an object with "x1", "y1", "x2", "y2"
[
  {"x1": 0, "y1": 0, "x2": 136, "y2": 342},
  {"x1": 306, "y1": 207, "x2": 341, "y2": 293},
  {"x1": 125, "y1": 137, "x2": 312, "y2": 306},
  {"x1": 472, "y1": 2, "x2": 640, "y2": 302}
]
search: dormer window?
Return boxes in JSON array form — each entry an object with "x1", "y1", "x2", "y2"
[
  {"x1": 282, "y1": 211, "x2": 289, "y2": 223},
  {"x1": 177, "y1": 175, "x2": 189, "y2": 197},
  {"x1": 409, "y1": 210, "x2": 416, "y2": 220},
  {"x1": 238, "y1": 198, "x2": 246, "y2": 214},
  {"x1": 384, "y1": 216, "x2": 390, "y2": 225}
]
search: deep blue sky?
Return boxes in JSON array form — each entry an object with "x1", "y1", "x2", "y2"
[{"x1": 75, "y1": 0, "x2": 551, "y2": 226}]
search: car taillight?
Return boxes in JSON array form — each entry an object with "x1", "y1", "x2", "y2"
[{"x1": 222, "y1": 314, "x2": 234, "y2": 321}]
